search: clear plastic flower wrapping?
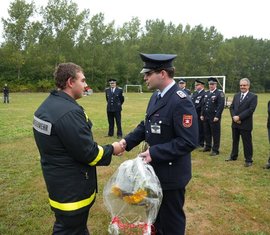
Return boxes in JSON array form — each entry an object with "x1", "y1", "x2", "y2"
[{"x1": 103, "y1": 156, "x2": 163, "y2": 235}]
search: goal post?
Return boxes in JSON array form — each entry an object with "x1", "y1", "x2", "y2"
[
  {"x1": 174, "y1": 76, "x2": 226, "y2": 93},
  {"x1": 124, "y1": 84, "x2": 143, "y2": 93}
]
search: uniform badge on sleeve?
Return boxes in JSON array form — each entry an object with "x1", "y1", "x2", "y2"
[
  {"x1": 176, "y1": 90, "x2": 186, "y2": 98},
  {"x1": 183, "y1": 114, "x2": 192, "y2": 128}
]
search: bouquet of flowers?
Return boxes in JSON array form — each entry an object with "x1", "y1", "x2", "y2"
[{"x1": 103, "y1": 156, "x2": 163, "y2": 235}]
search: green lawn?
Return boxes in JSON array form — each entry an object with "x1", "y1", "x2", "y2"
[{"x1": 0, "y1": 92, "x2": 269, "y2": 235}]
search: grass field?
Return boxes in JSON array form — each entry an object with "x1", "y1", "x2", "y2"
[{"x1": 0, "y1": 92, "x2": 269, "y2": 235}]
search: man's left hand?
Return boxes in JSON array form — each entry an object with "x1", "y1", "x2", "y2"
[{"x1": 139, "y1": 149, "x2": 152, "y2": 163}]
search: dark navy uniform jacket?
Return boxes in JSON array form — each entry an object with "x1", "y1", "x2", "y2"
[
  {"x1": 33, "y1": 90, "x2": 113, "y2": 215},
  {"x1": 201, "y1": 89, "x2": 225, "y2": 120},
  {"x1": 3, "y1": 86, "x2": 9, "y2": 95},
  {"x1": 125, "y1": 83, "x2": 198, "y2": 190},
  {"x1": 191, "y1": 89, "x2": 206, "y2": 114},
  {"x1": 230, "y1": 91, "x2": 257, "y2": 131},
  {"x1": 105, "y1": 87, "x2": 124, "y2": 112},
  {"x1": 181, "y1": 88, "x2": 191, "y2": 96}
]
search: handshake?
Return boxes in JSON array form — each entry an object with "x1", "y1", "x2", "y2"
[
  {"x1": 111, "y1": 140, "x2": 152, "y2": 163},
  {"x1": 112, "y1": 139, "x2": 127, "y2": 156}
]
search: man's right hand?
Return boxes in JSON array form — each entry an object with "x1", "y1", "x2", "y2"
[
  {"x1": 112, "y1": 142, "x2": 125, "y2": 156},
  {"x1": 119, "y1": 139, "x2": 127, "y2": 150}
]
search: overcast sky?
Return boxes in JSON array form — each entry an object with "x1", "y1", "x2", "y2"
[{"x1": 1, "y1": 0, "x2": 269, "y2": 41}]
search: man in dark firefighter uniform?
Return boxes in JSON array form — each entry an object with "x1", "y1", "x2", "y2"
[
  {"x1": 191, "y1": 79, "x2": 206, "y2": 148},
  {"x1": 33, "y1": 62, "x2": 123, "y2": 234},
  {"x1": 119, "y1": 53, "x2": 198, "y2": 235},
  {"x1": 105, "y1": 79, "x2": 124, "y2": 138},
  {"x1": 200, "y1": 77, "x2": 225, "y2": 156}
]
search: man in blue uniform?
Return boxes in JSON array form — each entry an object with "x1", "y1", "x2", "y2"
[
  {"x1": 191, "y1": 79, "x2": 206, "y2": 148},
  {"x1": 200, "y1": 77, "x2": 225, "y2": 156},
  {"x1": 119, "y1": 53, "x2": 198, "y2": 235},
  {"x1": 105, "y1": 79, "x2": 124, "y2": 138},
  {"x1": 33, "y1": 63, "x2": 123, "y2": 234},
  {"x1": 264, "y1": 100, "x2": 270, "y2": 169},
  {"x1": 226, "y1": 78, "x2": 258, "y2": 167},
  {"x1": 178, "y1": 78, "x2": 191, "y2": 95}
]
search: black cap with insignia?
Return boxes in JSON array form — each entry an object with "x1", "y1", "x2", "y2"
[
  {"x1": 195, "y1": 79, "x2": 205, "y2": 85},
  {"x1": 108, "y1": 78, "x2": 117, "y2": 83},
  {"x1": 139, "y1": 53, "x2": 177, "y2": 73},
  {"x1": 208, "y1": 77, "x2": 218, "y2": 83}
]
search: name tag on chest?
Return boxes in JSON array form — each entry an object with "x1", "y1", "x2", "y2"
[{"x1": 151, "y1": 123, "x2": 161, "y2": 134}]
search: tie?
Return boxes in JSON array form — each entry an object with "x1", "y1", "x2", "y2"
[
  {"x1": 155, "y1": 94, "x2": 161, "y2": 104},
  {"x1": 240, "y1": 93, "x2": 244, "y2": 102},
  {"x1": 111, "y1": 88, "x2": 114, "y2": 94}
]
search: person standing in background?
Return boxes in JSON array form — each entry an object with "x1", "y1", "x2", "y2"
[
  {"x1": 226, "y1": 78, "x2": 257, "y2": 167},
  {"x1": 178, "y1": 78, "x2": 191, "y2": 95},
  {"x1": 191, "y1": 79, "x2": 206, "y2": 148},
  {"x1": 200, "y1": 77, "x2": 225, "y2": 156},
  {"x1": 3, "y1": 83, "x2": 9, "y2": 103},
  {"x1": 263, "y1": 100, "x2": 270, "y2": 169},
  {"x1": 105, "y1": 79, "x2": 124, "y2": 138}
]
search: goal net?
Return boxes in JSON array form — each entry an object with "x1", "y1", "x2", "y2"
[
  {"x1": 124, "y1": 84, "x2": 143, "y2": 93},
  {"x1": 174, "y1": 76, "x2": 226, "y2": 93}
]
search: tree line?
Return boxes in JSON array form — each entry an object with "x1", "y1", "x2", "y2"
[{"x1": 1, "y1": 0, "x2": 270, "y2": 93}]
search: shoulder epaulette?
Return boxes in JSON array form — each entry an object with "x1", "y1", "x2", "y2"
[{"x1": 176, "y1": 90, "x2": 187, "y2": 98}]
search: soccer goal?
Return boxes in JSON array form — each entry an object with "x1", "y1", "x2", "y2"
[
  {"x1": 124, "y1": 84, "x2": 143, "y2": 93},
  {"x1": 174, "y1": 76, "x2": 226, "y2": 93}
]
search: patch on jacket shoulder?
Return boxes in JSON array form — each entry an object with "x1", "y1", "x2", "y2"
[
  {"x1": 33, "y1": 115, "x2": 52, "y2": 135},
  {"x1": 176, "y1": 90, "x2": 187, "y2": 98},
  {"x1": 183, "y1": 114, "x2": 192, "y2": 128}
]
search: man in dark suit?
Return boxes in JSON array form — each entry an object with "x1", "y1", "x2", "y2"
[
  {"x1": 264, "y1": 100, "x2": 270, "y2": 169},
  {"x1": 200, "y1": 77, "x2": 225, "y2": 156},
  {"x1": 226, "y1": 78, "x2": 258, "y2": 167},
  {"x1": 119, "y1": 53, "x2": 198, "y2": 235},
  {"x1": 191, "y1": 79, "x2": 206, "y2": 148},
  {"x1": 105, "y1": 79, "x2": 124, "y2": 138},
  {"x1": 178, "y1": 78, "x2": 191, "y2": 95}
]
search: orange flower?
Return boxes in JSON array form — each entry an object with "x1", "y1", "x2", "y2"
[{"x1": 123, "y1": 189, "x2": 147, "y2": 204}]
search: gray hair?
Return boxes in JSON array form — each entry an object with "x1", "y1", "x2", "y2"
[{"x1": 240, "y1": 78, "x2": 250, "y2": 85}]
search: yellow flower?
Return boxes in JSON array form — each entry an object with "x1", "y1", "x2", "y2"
[
  {"x1": 111, "y1": 185, "x2": 122, "y2": 197},
  {"x1": 123, "y1": 189, "x2": 147, "y2": 204}
]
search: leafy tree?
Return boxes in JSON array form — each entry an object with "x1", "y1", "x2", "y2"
[{"x1": 1, "y1": 0, "x2": 36, "y2": 79}]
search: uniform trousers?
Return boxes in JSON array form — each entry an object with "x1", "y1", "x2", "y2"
[
  {"x1": 52, "y1": 210, "x2": 90, "y2": 235},
  {"x1": 153, "y1": 188, "x2": 186, "y2": 235},
  {"x1": 268, "y1": 127, "x2": 270, "y2": 163},
  {"x1": 204, "y1": 119, "x2": 221, "y2": 153},
  {"x1": 230, "y1": 127, "x2": 253, "y2": 163},
  {"x1": 107, "y1": 111, "x2": 122, "y2": 137},
  {"x1": 4, "y1": 95, "x2": 9, "y2": 103},
  {"x1": 197, "y1": 113, "x2": 204, "y2": 147}
]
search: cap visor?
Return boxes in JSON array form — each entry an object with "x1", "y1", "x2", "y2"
[{"x1": 140, "y1": 68, "x2": 152, "y2": 73}]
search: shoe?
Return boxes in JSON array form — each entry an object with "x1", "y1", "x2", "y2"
[
  {"x1": 244, "y1": 162, "x2": 252, "y2": 167},
  {"x1": 210, "y1": 151, "x2": 219, "y2": 156},
  {"x1": 263, "y1": 163, "x2": 270, "y2": 169},
  {"x1": 225, "y1": 157, "x2": 237, "y2": 161},
  {"x1": 202, "y1": 148, "x2": 211, "y2": 152}
]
